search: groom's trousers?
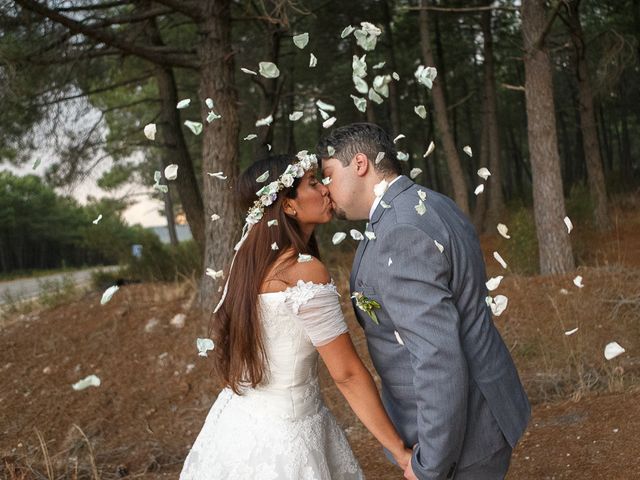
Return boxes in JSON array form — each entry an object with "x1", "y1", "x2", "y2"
[{"x1": 453, "y1": 437, "x2": 512, "y2": 480}]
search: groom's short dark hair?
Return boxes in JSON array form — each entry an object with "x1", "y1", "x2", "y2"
[{"x1": 316, "y1": 123, "x2": 402, "y2": 175}]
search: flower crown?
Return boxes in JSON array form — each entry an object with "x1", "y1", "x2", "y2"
[{"x1": 245, "y1": 150, "x2": 319, "y2": 225}]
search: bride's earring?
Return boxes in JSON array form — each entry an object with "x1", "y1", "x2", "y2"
[{"x1": 292, "y1": 210, "x2": 297, "y2": 216}]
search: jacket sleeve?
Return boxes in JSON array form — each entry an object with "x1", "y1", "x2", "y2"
[{"x1": 375, "y1": 223, "x2": 468, "y2": 480}]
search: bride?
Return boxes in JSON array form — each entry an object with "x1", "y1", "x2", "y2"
[{"x1": 180, "y1": 152, "x2": 412, "y2": 479}]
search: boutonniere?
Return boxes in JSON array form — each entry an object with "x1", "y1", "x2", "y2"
[{"x1": 351, "y1": 292, "x2": 381, "y2": 325}]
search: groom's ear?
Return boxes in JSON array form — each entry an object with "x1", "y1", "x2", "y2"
[{"x1": 353, "y1": 153, "x2": 370, "y2": 177}]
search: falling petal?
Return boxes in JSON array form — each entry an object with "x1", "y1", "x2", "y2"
[
  {"x1": 241, "y1": 67, "x2": 257, "y2": 75},
  {"x1": 392, "y1": 72, "x2": 400, "y2": 81},
  {"x1": 206, "y1": 111, "x2": 221, "y2": 123},
  {"x1": 410, "y1": 168, "x2": 423, "y2": 179},
  {"x1": 341, "y1": 25, "x2": 356, "y2": 38},
  {"x1": 397, "y1": 151, "x2": 409, "y2": 162},
  {"x1": 267, "y1": 220, "x2": 278, "y2": 227},
  {"x1": 32, "y1": 158, "x2": 42, "y2": 170},
  {"x1": 207, "y1": 172, "x2": 227, "y2": 180},
  {"x1": 196, "y1": 338, "x2": 215, "y2": 357},
  {"x1": 493, "y1": 251, "x2": 508, "y2": 269},
  {"x1": 205, "y1": 268, "x2": 224, "y2": 280},
  {"x1": 497, "y1": 223, "x2": 511, "y2": 239},
  {"x1": 92, "y1": 214, "x2": 102, "y2": 225},
  {"x1": 350, "y1": 229, "x2": 364, "y2": 241},
  {"x1": 463, "y1": 145, "x2": 473, "y2": 157},
  {"x1": 205, "y1": 97, "x2": 214, "y2": 109},
  {"x1": 353, "y1": 76, "x2": 368, "y2": 94},
  {"x1": 176, "y1": 98, "x2": 191, "y2": 109},
  {"x1": 327, "y1": 146, "x2": 335, "y2": 156},
  {"x1": 604, "y1": 341, "x2": 625, "y2": 360},
  {"x1": 485, "y1": 276, "x2": 504, "y2": 291},
  {"x1": 374, "y1": 179, "x2": 389, "y2": 197},
  {"x1": 417, "y1": 190, "x2": 427, "y2": 201},
  {"x1": 332, "y1": 232, "x2": 347, "y2": 245},
  {"x1": 368, "y1": 88, "x2": 383, "y2": 104},
  {"x1": 375, "y1": 151, "x2": 385, "y2": 164},
  {"x1": 256, "y1": 171, "x2": 270, "y2": 183},
  {"x1": 316, "y1": 100, "x2": 336, "y2": 112},
  {"x1": 244, "y1": 134, "x2": 258, "y2": 141},
  {"x1": 164, "y1": 164, "x2": 178, "y2": 180},
  {"x1": 350, "y1": 95, "x2": 367, "y2": 112},
  {"x1": 289, "y1": 111, "x2": 303, "y2": 121},
  {"x1": 564, "y1": 216, "x2": 573, "y2": 234},
  {"x1": 573, "y1": 275, "x2": 584, "y2": 288},
  {"x1": 259, "y1": 61, "x2": 280, "y2": 78},
  {"x1": 309, "y1": 53, "x2": 317, "y2": 67},
  {"x1": 423, "y1": 141, "x2": 435, "y2": 157},
  {"x1": 255, "y1": 114, "x2": 273, "y2": 127},
  {"x1": 474, "y1": 184, "x2": 485, "y2": 196},
  {"x1": 477, "y1": 167, "x2": 491, "y2": 180},
  {"x1": 373, "y1": 61, "x2": 386, "y2": 69},
  {"x1": 388, "y1": 258, "x2": 393, "y2": 266},
  {"x1": 293, "y1": 32, "x2": 309, "y2": 49},
  {"x1": 415, "y1": 200, "x2": 427, "y2": 216},
  {"x1": 298, "y1": 253, "x2": 313, "y2": 263},
  {"x1": 100, "y1": 285, "x2": 119, "y2": 305},
  {"x1": 271, "y1": 242, "x2": 279, "y2": 251},
  {"x1": 490, "y1": 295, "x2": 509, "y2": 316},
  {"x1": 153, "y1": 183, "x2": 168, "y2": 194},
  {"x1": 414, "y1": 105, "x2": 427, "y2": 119},
  {"x1": 434, "y1": 240, "x2": 444, "y2": 253},
  {"x1": 319, "y1": 109, "x2": 330, "y2": 120},
  {"x1": 211, "y1": 214, "x2": 220, "y2": 222},
  {"x1": 380, "y1": 200, "x2": 391, "y2": 209},
  {"x1": 394, "y1": 330, "x2": 405, "y2": 345},
  {"x1": 184, "y1": 120, "x2": 203, "y2": 135},
  {"x1": 565, "y1": 327, "x2": 579, "y2": 336},
  {"x1": 365, "y1": 231, "x2": 376, "y2": 240},
  {"x1": 414, "y1": 65, "x2": 438, "y2": 89},
  {"x1": 559, "y1": 288, "x2": 569, "y2": 295},
  {"x1": 143, "y1": 123, "x2": 156, "y2": 140},
  {"x1": 393, "y1": 134, "x2": 405, "y2": 143},
  {"x1": 72, "y1": 374, "x2": 101, "y2": 391},
  {"x1": 322, "y1": 177, "x2": 332, "y2": 185},
  {"x1": 323, "y1": 117, "x2": 337, "y2": 128}
]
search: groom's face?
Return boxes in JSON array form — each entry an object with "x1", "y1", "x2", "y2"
[{"x1": 321, "y1": 157, "x2": 356, "y2": 220}]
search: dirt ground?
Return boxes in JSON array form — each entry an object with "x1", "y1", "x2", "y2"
[{"x1": 1, "y1": 201, "x2": 639, "y2": 479}]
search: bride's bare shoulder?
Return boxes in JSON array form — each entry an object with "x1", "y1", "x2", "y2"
[{"x1": 261, "y1": 251, "x2": 330, "y2": 293}]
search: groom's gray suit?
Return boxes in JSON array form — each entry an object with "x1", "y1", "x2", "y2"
[{"x1": 350, "y1": 176, "x2": 530, "y2": 480}]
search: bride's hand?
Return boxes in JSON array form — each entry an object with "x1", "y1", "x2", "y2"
[{"x1": 393, "y1": 447, "x2": 413, "y2": 471}]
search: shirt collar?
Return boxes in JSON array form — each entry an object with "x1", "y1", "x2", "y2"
[{"x1": 369, "y1": 175, "x2": 404, "y2": 220}]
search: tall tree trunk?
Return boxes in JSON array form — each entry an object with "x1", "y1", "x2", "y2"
[
  {"x1": 256, "y1": 23, "x2": 283, "y2": 158},
  {"x1": 480, "y1": 9, "x2": 505, "y2": 230},
  {"x1": 157, "y1": 157, "x2": 178, "y2": 246},
  {"x1": 522, "y1": 0, "x2": 574, "y2": 274},
  {"x1": 567, "y1": 0, "x2": 610, "y2": 230},
  {"x1": 198, "y1": 0, "x2": 241, "y2": 308},
  {"x1": 418, "y1": 0, "x2": 469, "y2": 214},
  {"x1": 382, "y1": 0, "x2": 402, "y2": 137}
]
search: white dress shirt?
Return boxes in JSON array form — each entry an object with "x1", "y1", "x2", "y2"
[{"x1": 369, "y1": 175, "x2": 404, "y2": 220}]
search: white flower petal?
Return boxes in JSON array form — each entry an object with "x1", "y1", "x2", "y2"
[
  {"x1": 388, "y1": 257, "x2": 393, "y2": 266},
  {"x1": 164, "y1": 164, "x2": 178, "y2": 181},
  {"x1": 267, "y1": 220, "x2": 278, "y2": 227},
  {"x1": 490, "y1": 295, "x2": 509, "y2": 316},
  {"x1": 573, "y1": 275, "x2": 584, "y2": 288},
  {"x1": 206, "y1": 110, "x2": 222, "y2": 123},
  {"x1": 211, "y1": 214, "x2": 220, "y2": 222},
  {"x1": 373, "y1": 61, "x2": 386, "y2": 69},
  {"x1": 397, "y1": 151, "x2": 409, "y2": 162},
  {"x1": 350, "y1": 229, "x2": 364, "y2": 241},
  {"x1": 92, "y1": 214, "x2": 102, "y2": 225},
  {"x1": 365, "y1": 231, "x2": 376, "y2": 240},
  {"x1": 434, "y1": 240, "x2": 444, "y2": 253},
  {"x1": 424, "y1": 141, "x2": 435, "y2": 157},
  {"x1": 259, "y1": 61, "x2": 280, "y2": 78},
  {"x1": 353, "y1": 75, "x2": 368, "y2": 94},
  {"x1": 414, "y1": 65, "x2": 437, "y2": 88},
  {"x1": 564, "y1": 327, "x2": 579, "y2": 336},
  {"x1": 322, "y1": 177, "x2": 332, "y2": 185},
  {"x1": 350, "y1": 95, "x2": 367, "y2": 112},
  {"x1": 410, "y1": 168, "x2": 423, "y2": 179},
  {"x1": 493, "y1": 251, "x2": 508, "y2": 269},
  {"x1": 322, "y1": 117, "x2": 337, "y2": 128},
  {"x1": 271, "y1": 242, "x2": 279, "y2": 251},
  {"x1": 240, "y1": 67, "x2": 257, "y2": 75},
  {"x1": 392, "y1": 72, "x2": 400, "y2": 81},
  {"x1": 393, "y1": 134, "x2": 405, "y2": 143},
  {"x1": 341, "y1": 25, "x2": 356, "y2": 38},
  {"x1": 298, "y1": 253, "x2": 313, "y2": 263},
  {"x1": 72, "y1": 374, "x2": 101, "y2": 391},
  {"x1": 205, "y1": 97, "x2": 214, "y2": 109},
  {"x1": 196, "y1": 338, "x2": 215, "y2": 357},
  {"x1": 477, "y1": 167, "x2": 491, "y2": 180},
  {"x1": 327, "y1": 146, "x2": 335, "y2": 156},
  {"x1": 176, "y1": 98, "x2": 191, "y2": 109},
  {"x1": 604, "y1": 341, "x2": 625, "y2": 360},
  {"x1": 316, "y1": 100, "x2": 335, "y2": 112},
  {"x1": 394, "y1": 330, "x2": 405, "y2": 345},
  {"x1": 485, "y1": 275, "x2": 504, "y2": 291},
  {"x1": 205, "y1": 268, "x2": 224, "y2": 280},
  {"x1": 289, "y1": 111, "x2": 304, "y2": 121},
  {"x1": 414, "y1": 105, "x2": 427, "y2": 119},
  {"x1": 100, "y1": 285, "x2": 119, "y2": 305},
  {"x1": 564, "y1": 216, "x2": 573, "y2": 234},
  {"x1": 380, "y1": 200, "x2": 391, "y2": 209},
  {"x1": 184, "y1": 120, "x2": 203, "y2": 135},
  {"x1": 319, "y1": 109, "x2": 330, "y2": 120},
  {"x1": 256, "y1": 171, "x2": 270, "y2": 183},
  {"x1": 417, "y1": 190, "x2": 427, "y2": 201},
  {"x1": 374, "y1": 179, "x2": 389, "y2": 198},
  {"x1": 244, "y1": 133, "x2": 258, "y2": 140},
  {"x1": 143, "y1": 123, "x2": 156, "y2": 140},
  {"x1": 332, "y1": 232, "x2": 347, "y2": 245},
  {"x1": 474, "y1": 184, "x2": 485, "y2": 195},
  {"x1": 368, "y1": 88, "x2": 383, "y2": 104},
  {"x1": 415, "y1": 200, "x2": 427, "y2": 216},
  {"x1": 255, "y1": 114, "x2": 273, "y2": 127},
  {"x1": 463, "y1": 145, "x2": 473, "y2": 157},
  {"x1": 293, "y1": 32, "x2": 309, "y2": 49},
  {"x1": 309, "y1": 53, "x2": 317, "y2": 67},
  {"x1": 497, "y1": 223, "x2": 511, "y2": 239},
  {"x1": 207, "y1": 171, "x2": 227, "y2": 180},
  {"x1": 375, "y1": 151, "x2": 385, "y2": 164}
]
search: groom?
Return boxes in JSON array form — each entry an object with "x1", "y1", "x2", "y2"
[{"x1": 317, "y1": 123, "x2": 530, "y2": 480}]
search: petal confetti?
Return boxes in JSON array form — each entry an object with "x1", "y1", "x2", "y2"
[
  {"x1": 72, "y1": 374, "x2": 101, "y2": 391},
  {"x1": 259, "y1": 61, "x2": 280, "y2": 78},
  {"x1": 271, "y1": 242, "x2": 279, "y2": 251},
  {"x1": 394, "y1": 330, "x2": 405, "y2": 345},
  {"x1": 241, "y1": 67, "x2": 257, "y2": 75},
  {"x1": 205, "y1": 97, "x2": 214, "y2": 109},
  {"x1": 211, "y1": 214, "x2": 220, "y2": 221},
  {"x1": 267, "y1": 220, "x2": 278, "y2": 227},
  {"x1": 364, "y1": 231, "x2": 376, "y2": 240},
  {"x1": 206, "y1": 268, "x2": 224, "y2": 280},
  {"x1": 604, "y1": 342, "x2": 625, "y2": 360},
  {"x1": 417, "y1": 190, "x2": 427, "y2": 201},
  {"x1": 164, "y1": 164, "x2": 178, "y2": 180},
  {"x1": 573, "y1": 275, "x2": 584, "y2": 288},
  {"x1": 463, "y1": 145, "x2": 473, "y2": 157},
  {"x1": 197, "y1": 338, "x2": 215, "y2": 357},
  {"x1": 415, "y1": 200, "x2": 427, "y2": 216},
  {"x1": 493, "y1": 251, "x2": 508, "y2": 269},
  {"x1": 424, "y1": 141, "x2": 435, "y2": 157},
  {"x1": 414, "y1": 105, "x2": 427, "y2": 119},
  {"x1": 244, "y1": 134, "x2": 258, "y2": 140},
  {"x1": 351, "y1": 95, "x2": 367, "y2": 112},
  {"x1": 316, "y1": 100, "x2": 335, "y2": 112},
  {"x1": 143, "y1": 123, "x2": 156, "y2": 140},
  {"x1": 477, "y1": 167, "x2": 491, "y2": 180},
  {"x1": 474, "y1": 184, "x2": 485, "y2": 195},
  {"x1": 341, "y1": 25, "x2": 356, "y2": 38},
  {"x1": 256, "y1": 114, "x2": 273, "y2": 127},
  {"x1": 410, "y1": 168, "x2": 423, "y2": 179},
  {"x1": 207, "y1": 172, "x2": 227, "y2": 180},
  {"x1": 393, "y1": 134, "x2": 405, "y2": 143},
  {"x1": 490, "y1": 295, "x2": 509, "y2": 316},
  {"x1": 298, "y1": 253, "x2": 313, "y2": 263},
  {"x1": 564, "y1": 216, "x2": 573, "y2": 234},
  {"x1": 322, "y1": 177, "x2": 332, "y2": 185},
  {"x1": 397, "y1": 151, "x2": 409, "y2": 162},
  {"x1": 375, "y1": 151, "x2": 385, "y2": 164},
  {"x1": 184, "y1": 120, "x2": 203, "y2": 135},
  {"x1": 92, "y1": 214, "x2": 102, "y2": 225},
  {"x1": 374, "y1": 179, "x2": 389, "y2": 197},
  {"x1": 309, "y1": 53, "x2": 317, "y2": 67},
  {"x1": 293, "y1": 32, "x2": 309, "y2": 49},
  {"x1": 332, "y1": 232, "x2": 347, "y2": 245},
  {"x1": 564, "y1": 327, "x2": 579, "y2": 336},
  {"x1": 434, "y1": 240, "x2": 444, "y2": 253},
  {"x1": 289, "y1": 111, "x2": 304, "y2": 121},
  {"x1": 256, "y1": 171, "x2": 270, "y2": 183},
  {"x1": 100, "y1": 285, "x2": 119, "y2": 305},
  {"x1": 323, "y1": 117, "x2": 337, "y2": 128},
  {"x1": 497, "y1": 223, "x2": 511, "y2": 239},
  {"x1": 486, "y1": 276, "x2": 504, "y2": 291},
  {"x1": 176, "y1": 98, "x2": 191, "y2": 109},
  {"x1": 350, "y1": 229, "x2": 364, "y2": 241}
]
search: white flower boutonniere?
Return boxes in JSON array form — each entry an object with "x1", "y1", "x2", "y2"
[{"x1": 351, "y1": 292, "x2": 381, "y2": 325}]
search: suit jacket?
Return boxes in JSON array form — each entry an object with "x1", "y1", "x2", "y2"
[{"x1": 350, "y1": 176, "x2": 531, "y2": 480}]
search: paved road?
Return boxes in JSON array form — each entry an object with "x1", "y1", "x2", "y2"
[{"x1": 0, "y1": 266, "x2": 121, "y2": 305}]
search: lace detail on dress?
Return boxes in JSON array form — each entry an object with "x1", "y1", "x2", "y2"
[{"x1": 284, "y1": 279, "x2": 338, "y2": 314}]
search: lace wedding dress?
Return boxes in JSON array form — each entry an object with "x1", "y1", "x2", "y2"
[{"x1": 180, "y1": 281, "x2": 365, "y2": 480}]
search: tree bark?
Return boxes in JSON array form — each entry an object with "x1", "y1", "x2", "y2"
[
  {"x1": 418, "y1": 0, "x2": 469, "y2": 214},
  {"x1": 198, "y1": 0, "x2": 241, "y2": 309},
  {"x1": 522, "y1": 0, "x2": 574, "y2": 274},
  {"x1": 566, "y1": 0, "x2": 610, "y2": 230},
  {"x1": 480, "y1": 8, "x2": 506, "y2": 231}
]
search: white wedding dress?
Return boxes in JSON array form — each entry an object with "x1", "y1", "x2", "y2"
[{"x1": 180, "y1": 280, "x2": 365, "y2": 480}]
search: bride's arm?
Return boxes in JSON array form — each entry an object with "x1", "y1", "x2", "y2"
[{"x1": 317, "y1": 334, "x2": 413, "y2": 470}]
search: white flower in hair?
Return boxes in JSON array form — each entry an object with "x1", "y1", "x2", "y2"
[{"x1": 281, "y1": 173, "x2": 295, "y2": 187}]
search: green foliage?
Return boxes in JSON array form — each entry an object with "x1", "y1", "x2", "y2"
[
  {"x1": 124, "y1": 237, "x2": 201, "y2": 283},
  {"x1": 501, "y1": 203, "x2": 540, "y2": 275}
]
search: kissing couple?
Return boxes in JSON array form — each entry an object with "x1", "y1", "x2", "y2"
[{"x1": 180, "y1": 123, "x2": 530, "y2": 480}]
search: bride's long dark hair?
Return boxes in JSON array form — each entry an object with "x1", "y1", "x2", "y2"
[{"x1": 210, "y1": 154, "x2": 320, "y2": 395}]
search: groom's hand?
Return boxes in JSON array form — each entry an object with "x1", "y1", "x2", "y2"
[{"x1": 403, "y1": 462, "x2": 418, "y2": 480}]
